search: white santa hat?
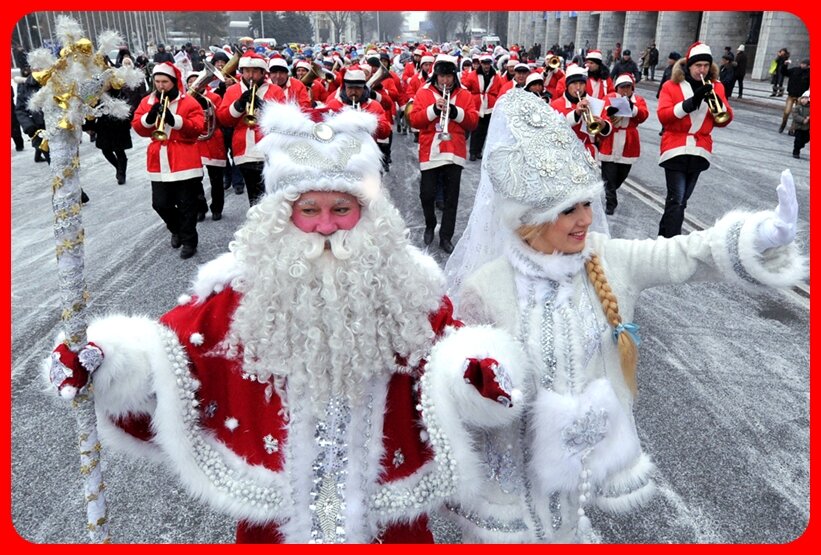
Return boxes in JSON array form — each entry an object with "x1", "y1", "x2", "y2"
[
  {"x1": 420, "y1": 55, "x2": 435, "y2": 65},
  {"x1": 525, "y1": 72, "x2": 544, "y2": 88},
  {"x1": 343, "y1": 66, "x2": 367, "y2": 86},
  {"x1": 413, "y1": 48, "x2": 424, "y2": 56},
  {"x1": 564, "y1": 63, "x2": 588, "y2": 85},
  {"x1": 585, "y1": 50, "x2": 603, "y2": 63},
  {"x1": 152, "y1": 62, "x2": 183, "y2": 87},
  {"x1": 686, "y1": 41, "x2": 713, "y2": 67},
  {"x1": 268, "y1": 56, "x2": 289, "y2": 71},
  {"x1": 479, "y1": 54, "x2": 493, "y2": 63},
  {"x1": 613, "y1": 73, "x2": 635, "y2": 88},
  {"x1": 238, "y1": 51, "x2": 268, "y2": 71},
  {"x1": 256, "y1": 102, "x2": 383, "y2": 202},
  {"x1": 295, "y1": 60, "x2": 312, "y2": 72},
  {"x1": 514, "y1": 62, "x2": 530, "y2": 73}
]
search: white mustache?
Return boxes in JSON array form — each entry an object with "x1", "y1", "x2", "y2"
[{"x1": 301, "y1": 230, "x2": 353, "y2": 261}]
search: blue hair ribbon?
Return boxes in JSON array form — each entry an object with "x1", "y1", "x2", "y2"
[{"x1": 613, "y1": 322, "x2": 641, "y2": 347}]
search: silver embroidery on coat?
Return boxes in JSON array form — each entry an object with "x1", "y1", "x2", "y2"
[{"x1": 562, "y1": 407, "x2": 609, "y2": 454}]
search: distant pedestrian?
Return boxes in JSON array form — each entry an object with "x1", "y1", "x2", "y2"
[
  {"x1": 769, "y1": 48, "x2": 790, "y2": 97},
  {"x1": 734, "y1": 45, "x2": 748, "y2": 99},
  {"x1": 779, "y1": 58, "x2": 810, "y2": 134},
  {"x1": 647, "y1": 42, "x2": 659, "y2": 80},
  {"x1": 720, "y1": 54, "x2": 736, "y2": 98},
  {"x1": 791, "y1": 90, "x2": 810, "y2": 159}
]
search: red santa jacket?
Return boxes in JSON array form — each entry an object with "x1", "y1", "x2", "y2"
[
  {"x1": 216, "y1": 80, "x2": 285, "y2": 165},
  {"x1": 280, "y1": 76, "x2": 312, "y2": 110},
  {"x1": 371, "y1": 79, "x2": 397, "y2": 118},
  {"x1": 657, "y1": 61, "x2": 733, "y2": 164},
  {"x1": 409, "y1": 82, "x2": 479, "y2": 170},
  {"x1": 587, "y1": 75, "x2": 614, "y2": 100},
  {"x1": 544, "y1": 68, "x2": 565, "y2": 100},
  {"x1": 196, "y1": 89, "x2": 227, "y2": 167},
  {"x1": 401, "y1": 62, "x2": 417, "y2": 88},
  {"x1": 550, "y1": 92, "x2": 612, "y2": 157},
  {"x1": 309, "y1": 79, "x2": 328, "y2": 104},
  {"x1": 108, "y1": 285, "x2": 461, "y2": 544},
  {"x1": 462, "y1": 70, "x2": 501, "y2": 116},
  {"x1": 498, "y1": 79, "x2": 520, "y2": 98},
  {"x1": 132, "y1": 90, "x2": 205, "y2": 182},
  {"x1": 325, "y1": 92, "x2": 392, "y2": 140},
  {"x1": 597, "y1": 92, "x2": 649, "y2": 164}
]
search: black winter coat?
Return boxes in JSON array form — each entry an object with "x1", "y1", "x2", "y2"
[
  {"x1": 782, "y1": 64, "x2": 810, "y2": 97},
  {"x1": 90, "y1": 82, "x2": 147, "y2": 151},
  {"x1": 611, "y1": 59, "x2": 641, "y2": 83},
  {"x1": 14, "y1": 76, "x2": 44, "y2": 137}
]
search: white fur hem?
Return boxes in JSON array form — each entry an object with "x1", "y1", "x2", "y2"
[{"x1": 709, "y1": 210, "x2": 808, "y2": 292}]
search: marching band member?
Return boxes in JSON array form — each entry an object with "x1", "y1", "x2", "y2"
[
  {"x1": 498, "y1": 62, "x2": 530, "y2": 97},
  {"x1": 550, "y1": 64, "x2": 612, "y2": 158},
  {"x1": 324, "y1": 66, "x2": 392, "y2": 140},
  {"x1": 207, "y1": 49, "x2": 244, "y2": 195},
  {"x1": 186, "y1": 71, "x2": 227, "y2": 222},
  {"x1": 407, "y1": 54, "x2": 435, "y2": 144},
  {"x1": 657, "y1": 42, "x2": 733, "y2": 237},
  {"x1": 598, "y1": 73, "x2": 649, "y2": 215},
  {"x1": 402, "y1": 47, "x2": 424, "y2": 88},
  {"x1": 584, "y1": 50, "x2": 613, "y2": 100},
  {"x1": 217, "y1": 50, "x2": 285, "y2": 206},
  {"x1": 268, "y1": 55, "x2": 311, "y2": 110},
  {"x1": 543, "y1": 54, "x2": 565, "y2": 100},
  {"x1": 523, "y1": 71, "x2": 548, "y2": 100},
  {"x1": 462, "y1": 53, "x2": 501, "y2": 161},
  {"x1": 409, "y1": 54, "x2": 479, "y2": 254},
  {"x1": 293, "y1": 59, "x2": 328, "y2": 106},
  {"x1": 132, "y1": 62, "x2": 205, "y2": 259}
]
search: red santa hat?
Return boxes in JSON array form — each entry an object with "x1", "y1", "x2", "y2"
[
  {"x1": 152, "y1": 62, "x2": 182, "y2": 88},
  {"x1": 257, "y1": 103, "x2": 383, "y2": 202},
  {"x1": 585, "y1": 50, "x2": 603, "y2": 63},
  {"x1": 412, "y1": 48, "x2": 424, "y2": 56},
  {"x1": 614, "y1": 73, "x2": 635, "y2": 88},
  {"x1": 420, "y1": 55, "x2": 435, "y2": 65},
  {"x1": 238, "y1": 50, "x2": 268, "y2": 71},
  {"x1": 686, "y1": 41, "x2": 713, "y2": 67},
  {"x1": 564, "y1": 63, "x2": 588, "y2": 85}
]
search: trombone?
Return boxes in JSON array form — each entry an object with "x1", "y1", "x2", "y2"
[
  {"x1": 438, "y1": 86, "x2": 452, "y2": 141},
  {"x1": 576, "y1": 92, "x2": 603, "y2": 136},
  {"x1": 151, "y1": 91, "x2": 170, "y2": 141},
  {"x1": 243, "y1": 82, "x2": 258, "y2": 126},
  {"x1": 700, "y1": 75, "x2": 730, "y2": 124}
]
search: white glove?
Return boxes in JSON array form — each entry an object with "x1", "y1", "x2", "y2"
[{"x1": 754, "y1": 169, "x2": 798, "y2": 251}]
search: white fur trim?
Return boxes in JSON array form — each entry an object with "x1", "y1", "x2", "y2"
[
  {"x1": 177, "y1": 293, "x2": 193, "y2": 306},
  {"x1": 595, "y1": 452, "x2": 657, "y2": 514},
  {"x1": 709, "y1": 210, "x2": 808, "y2": 292},
  {"x1": 189, "y1": 252, "x2": 242, "y2": 303},
  {"x1": 528, "y1": 378, "x2": 642, "y2": 496},
  {"x1": 427, "y1": 325, "x2": 527, "y2": 428}
]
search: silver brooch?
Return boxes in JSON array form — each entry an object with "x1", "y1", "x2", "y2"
[{"x1": 312, "y1": 122, "x2": 335, "y2": 142}]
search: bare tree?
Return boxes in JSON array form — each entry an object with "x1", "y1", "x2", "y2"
[
  {"x1": 375, "y1": 12, "x2": 406, "y2": 42},
  {"x1": 429, "y1": 12, "x2": 459, "y2": 43},
  {"x1": 326, "y1": 11, "x2": 352, "y2": 43},
  {"x1": 351, "y1": 12, "x2": 375, "y2": 43}
]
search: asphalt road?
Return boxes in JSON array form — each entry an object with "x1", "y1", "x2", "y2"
[{"x1": 10, "y1": 79, "x2": 810, "y2": 544}]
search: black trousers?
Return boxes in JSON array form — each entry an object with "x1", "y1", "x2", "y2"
[
  {"x1": 601, "y1": 161, "x2": 632, "y2": 210},
  {"x1": 101, "y1": 148, "x2": 127, "y2": 174},
  {"x1": 238, "y1": 162, "x2": 266, "y2": 206},
  {"x1": 793, "y1": 129, "x2": 810, "y2": 154},
  {"x1": 420, "y1": 165, "x2": 462, "y2": 240},
  {"x1": 470, "y1": 114, "x2": 491, "y2": 156},
  {"x1": 658, "y1": 168, "x2": 702, "y2": 238},
  {"x1": 151, "y1": 177, "x2": 202, "y2": 247},
  {"x1": 198, "y1": 165, "x2": 225, "y2": 214}
]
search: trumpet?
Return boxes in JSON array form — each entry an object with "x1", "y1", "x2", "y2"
[
  {"x1": 700, "y1": 75, "x2": 730, "y2": 124},
  {"x1": 438, "y1": 86, "x2": 452, "y2": 141},
  {"x1": 576, "y1": 92, "x2": 603, "y2": 136},
  {"x1": 351, "y1": 97, "x2": 361, "y2": 111},
  {"x1": 546, "y1": 55, "x2": 561, "y2": 70},
  {"x1": 151, "y1": 91, "x2": 170, "y2": 141},
  {"x1": 243, "y1": 82, "x2": 258, "y2": 126}
]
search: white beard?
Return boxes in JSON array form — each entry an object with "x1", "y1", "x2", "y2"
[{"x1": 222, "y1": 193, "x2": 444, "y2": 412}]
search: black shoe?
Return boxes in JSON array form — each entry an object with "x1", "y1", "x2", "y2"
[
  {"x1": 180, "y1": 245, "x2": 197, "y2": 259},
  {"x1": 788, "y1": 130, "x2": 795, "y2": 136},
  {"x1": 223, "y1": 181, "x2": 232, "y2": 190},
  {"x1": 469, "y1": 153, "x2": 477, "y2": 161},
  {"x1": 80, "y1": 190, "x2": 89, "y2": 204},
  {"x1": 423, "y1": 228, "x2": 434, "y2": 246},
  {"x1": 440, "y1": 238, "x2": 454, "y2": 254},
  {"x1": 477, "y1": 153, "x2": 482, "y2": 159},
  {"x1": 769, "y1": 92, "x2": 777, "y2": 97},
  {"x1": 14, "y1": 139, "x2": 24, "y2": 151},
  {"x1": 116, "y1": 172, "x2": 125, "y2": 185},
  {"x1": 234, "y1": 186, "x2": 245, "y2": 195},
  {"x1": 778, "y1": 124, "x2": 785, "y2": 134},
  {"x1": 435, "y1": 200, "x2": 444, "y2": 211},
  {"x1": 793, "y1": 152, "x2": 800, "y2": 159},
  {"x1": 170, "y1": 234, "x2": 182, "y2": 249},
  {"x1": 197, "y1": 212, "x2": 206, "y2": 222},
  {"x1": 605, "y1": 207, "x2": 615, "y2": 215},
  {"x1": 212, "y1": 212, "x2": 222, "y2": 221},
  {"x1": 34, "y1": 150, "x2": 45, "y2": 163}
]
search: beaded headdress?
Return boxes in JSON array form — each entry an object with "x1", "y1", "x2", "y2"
[
  {"x1": 484, "y1": 88, "x2": 602, "y2": 225},
  {"x1": 256, "y1": 102, "x2": 383, "y2": 202}
]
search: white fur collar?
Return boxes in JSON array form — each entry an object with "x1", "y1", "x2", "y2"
[{"x1": 506, "y1": 236, "x2": 591, "y2": 283}]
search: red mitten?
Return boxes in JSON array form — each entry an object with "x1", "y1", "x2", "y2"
[
  {"x1": 49, "y1": 342, "x2": 104, "y2": 399},
  {"x1": 463, "y1": 357, "x2": 514, "y2": 408}
]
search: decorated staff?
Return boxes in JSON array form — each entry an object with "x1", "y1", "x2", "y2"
[{"x1": 32, "y1": 16, "x2": 145, "y2": 543}]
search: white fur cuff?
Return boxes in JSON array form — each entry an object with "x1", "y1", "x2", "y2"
[{"x1": 709, "y1": 210, "x2": 808, "y2": 292}]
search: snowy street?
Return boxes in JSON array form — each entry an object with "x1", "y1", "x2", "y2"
[{"x1": 11, "y1": 80, "x2": 809, "y2": 543}]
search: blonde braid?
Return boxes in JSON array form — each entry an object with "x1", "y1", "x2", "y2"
[{"x1": 585, "y1": 253, "x2": 638, "y2": 397}]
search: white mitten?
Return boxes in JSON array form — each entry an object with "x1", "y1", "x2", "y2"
[{"x1": 754, "y1": 169, "x2": 798, "y2": 251}]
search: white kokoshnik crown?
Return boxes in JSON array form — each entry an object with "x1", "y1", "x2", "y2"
[
  {"x1": 483, "y1": 88, "x2": 601, "y2": 223},
  {"x1": 256, "y1": 102, "x2": 383, "y2": 201}
]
